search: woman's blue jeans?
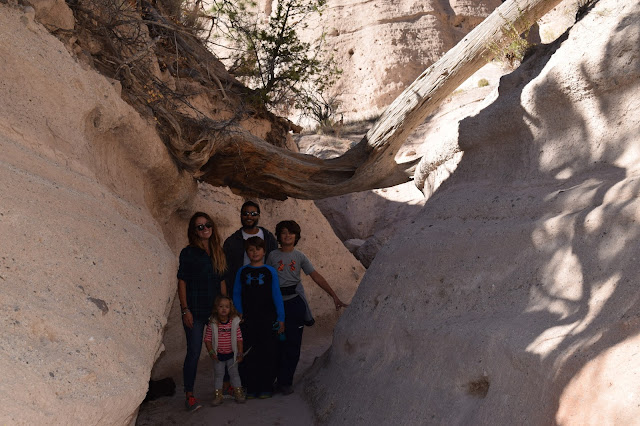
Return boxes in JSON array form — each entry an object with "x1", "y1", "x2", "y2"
[{"x1": 183, "y1": 318, "x2": 207, "y2": 393}]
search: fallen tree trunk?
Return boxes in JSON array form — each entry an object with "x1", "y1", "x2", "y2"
[{"x1": 198, "y1": 0, "x2": 565, "y2": 200}]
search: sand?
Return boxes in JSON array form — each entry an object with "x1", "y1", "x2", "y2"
[{"x1": 136, "y1": 325, "x2": 332, "y2": 425}]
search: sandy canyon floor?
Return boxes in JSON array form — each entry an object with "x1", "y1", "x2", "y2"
[{"x1": 136, "y1": 325, "x2": 332, "y2": 425}]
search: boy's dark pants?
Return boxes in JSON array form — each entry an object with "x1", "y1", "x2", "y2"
[
  {"x1": 239, "y1": 319, "x2": 277, "y2": 394},
  {"x1": 278, "y1": 296, "x2": 306, "y2": 387}
]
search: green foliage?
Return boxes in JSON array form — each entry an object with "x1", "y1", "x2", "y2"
[
  {"x1": 477, "y1": 78, "x2": 489, "y2": 87},
  {"x1": 207, "y1": 0, "x2": 341, "y2": 123},
  {"x1": 301, "y1": 90, "x2": 342, "y2": 133},
  {"x1": 487, "y1": 11, "x2": 533, "y2": 69}
]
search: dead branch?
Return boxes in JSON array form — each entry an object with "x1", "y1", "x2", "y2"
[
  {"x1": 195, "y1": 0, "x2": 565, "y2": 199},
  {"x1": 68, "y1": 0, "x2": 564, "y2": 200}
]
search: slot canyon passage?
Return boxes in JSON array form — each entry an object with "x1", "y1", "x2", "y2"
[{"x1": 1, "y1": 0, "x2": 640, "y2": 424}]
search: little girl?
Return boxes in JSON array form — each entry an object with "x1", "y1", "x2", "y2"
[{"x1": 204, "y1": 295, "x2": 245, "y2": 405}]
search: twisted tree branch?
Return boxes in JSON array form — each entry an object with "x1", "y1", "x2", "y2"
[{"x1": 197, "y1": 0, "x2": 564, "y2": 199}]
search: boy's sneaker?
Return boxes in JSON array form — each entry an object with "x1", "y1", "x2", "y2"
[
  {"x1": 185, "y1": 396, "x2": 202, "y2": 412},
  {"x1": 258, "y1": 392, "x2": 272, "y2": 399},
  {"x1": 234, "y1": 387, "x2": 246, "y2": 404},
  {"x1": 245, "y1": 392, "x2": 257, "y2": 400},
  {"x1": 212, "y1": 389, "x2": 224, "y2": 406}
]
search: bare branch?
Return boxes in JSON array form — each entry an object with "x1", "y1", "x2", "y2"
[{"x1": 197, "y1": 0, "x2": 564, "y2": 199}]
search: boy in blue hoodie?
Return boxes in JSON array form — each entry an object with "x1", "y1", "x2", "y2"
[{"x1": 233, "y1": 236, "x2": 285, "y2": 399}]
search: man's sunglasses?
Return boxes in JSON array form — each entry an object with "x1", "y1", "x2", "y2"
[
  {"x1": 196, "y1": 223, "x2": 213, "y2": 231},
  {"x1": 241, "y1": 211, "x2": 259, "y2": 217}
]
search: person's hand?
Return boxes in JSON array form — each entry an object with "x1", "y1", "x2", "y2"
[
  {"x1": 333, "y1": 296, "x2": 349, "y2": 310},
  {"x1": 209, "y1": 352, "x2": 218, "y2": 361},
  {"x1": 182, "y1": 310, "x2": 194, "y2": 328},
  {"x1": 278, "y1": 321, "x2": 285, "y2": 334},
  {"x1": 236, "y1": 352, "x2": 243, "y2": 363}
]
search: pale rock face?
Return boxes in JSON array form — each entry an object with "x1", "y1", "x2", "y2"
[
  {"x1": 0, "y1": 2, "x2": 363, "y2": 423},
  {"x1": 307, "y1": 0, "x2": 640, "y2": 423},
  {"x1": 315, "y1": 182, "x2": 426, "y2": 266},
  {"x1": 24, "y1": 0, "x2": 75, "y2": 31},
  {"x1": 253, "y1": 0, "x2": 500, "y2": 123},
  {"x1": 556, "y1": 333, "x2": 640, "y2": 425},
  {"x1": 538, "y1": 0, "x2": 583, "y2": 43},
  {"x1": 0, "y1": 5, "x2": 177, "y2": 424},
  {"x1": 301, "y1": 0, "x2": 502, "y2": 121},
  {"x1": 215, "y1": 0, "x2": 506, "y2": 129},
  {"x1": 300, "y1": 62, "x2": 506, "y2": 266}
]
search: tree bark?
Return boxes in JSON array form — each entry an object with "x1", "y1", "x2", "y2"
[{"x1": 199, "y1": 0, "x2": 565, "y2": 200}]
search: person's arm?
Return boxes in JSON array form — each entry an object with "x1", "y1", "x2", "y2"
[
  {"x1": 236, "y1": 327, "x2": 244, "y2": 362},
  {"x1": 270, "y1": 267, "x2": 285, "y2": 333},
  {"x1": 233, "y1": 269, "x2": 243, "y2": 317},
  {"x1": 204, "y1": 324, "x2": 217, "y2": 360},
  {"x1": 178, "y1": 279, "x2": 194, "y2": 328},
  {"x1": 309, "y1": 270, "x2": 349, "y2": 310},
  {"x1": 220, "y1": 279, "x2": 227, "y2": 296},
  {"x1": 204, "y1": 339, "x2": 214, "y2": 354},
  {"x1": 223, "y1": 237, "x2": 235, "y2": 289},
  {"x1": 177, "y1": 248, "x2": 195, "y2": 327}
]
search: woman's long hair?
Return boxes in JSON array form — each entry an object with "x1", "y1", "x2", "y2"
[{"x1": 187, "y1": 212, "x2": 227, "y2": 274}]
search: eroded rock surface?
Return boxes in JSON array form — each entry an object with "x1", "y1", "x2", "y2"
[
  {"x1": 299, "y1": 62, "x2": 506, "y2": 266},
  {"x1": 0, "y1": 5, "x2": 177, "y2": 423},
  {"x1": 306, "y1": 0, "x2": 502, "y2": 121},
  {"x1": 307, "y1": 1, "x2": 640, "y2": 423},
  {"x1": 0, "y1": 3, "x2": 363, "y2": 423}
]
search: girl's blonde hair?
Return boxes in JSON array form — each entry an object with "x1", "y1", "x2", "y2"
[{"x1": 210, "y1": 295, "x2": 239, "y2": 323}]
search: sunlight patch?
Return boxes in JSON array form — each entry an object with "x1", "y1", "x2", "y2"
[
  {"x1": 572, "y1": 274, "x2": 619, "y2": 335},
  {"x1": 531, "y1": 215, "x2": 574, "y2": 249},
  {"x1": 526, "y1": 322, "x2": 579, "y2": 356},
  {"x1": 526, "y1": 275, "x2": 619, "y2": 358},
  {"x1": 541, "y1": 248, "x2": 584, "y2": 302},
  {"x1": 554, "y1": 167, "x2": 574, "y2": 180},
  {"x1": 583, "y1": 207, "x2": 604, "y2": 233},
  {"x1": 526, "y1": 285, "x2": 580, "y2": 321}
]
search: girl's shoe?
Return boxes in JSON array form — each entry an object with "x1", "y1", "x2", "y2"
[
  {"x1": 258, "y1": 392, "x2": 272, "y2": 399},
  {"x1": 234, "y1": 387, "x2": 246, "y2": 403},
  {"x1": 212, "y1": 389, "x2": 224, "y2": 406}
]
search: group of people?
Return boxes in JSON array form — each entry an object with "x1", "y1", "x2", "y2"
[{"x1": 177, "y1": 201, "x2": 348, "y2": 411}]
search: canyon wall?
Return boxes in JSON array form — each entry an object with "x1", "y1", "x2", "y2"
[
  {"x1": 3, "y1": 0, "x2": 637, "y2": 423},
  {"x1": 0, "y1": 6, "x2": 180, "y2": 422},
  {"x1": 0, "y1": 3, "x2": 363, "y2": 423},
  {"x1": 302, "y1": 0, "x2": 503, "y2": 121},
  {"x1": 307, "y1": 0, "x2": 640, "y2": 423},
  {"x1": 248, "y1": 0, "x2": 502, "y2": 124}
]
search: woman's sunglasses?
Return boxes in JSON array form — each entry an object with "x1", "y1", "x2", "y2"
[{"x1": 196, "y1": 223, "x2": 213, "y2": 231}]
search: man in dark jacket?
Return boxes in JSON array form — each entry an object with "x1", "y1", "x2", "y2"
[
  {"x1": 223, "y1": 201, "x2": 278, "y2": 392},
  {"x1": 223, "y1": 201, "x2": 278, "y2": 294}
]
